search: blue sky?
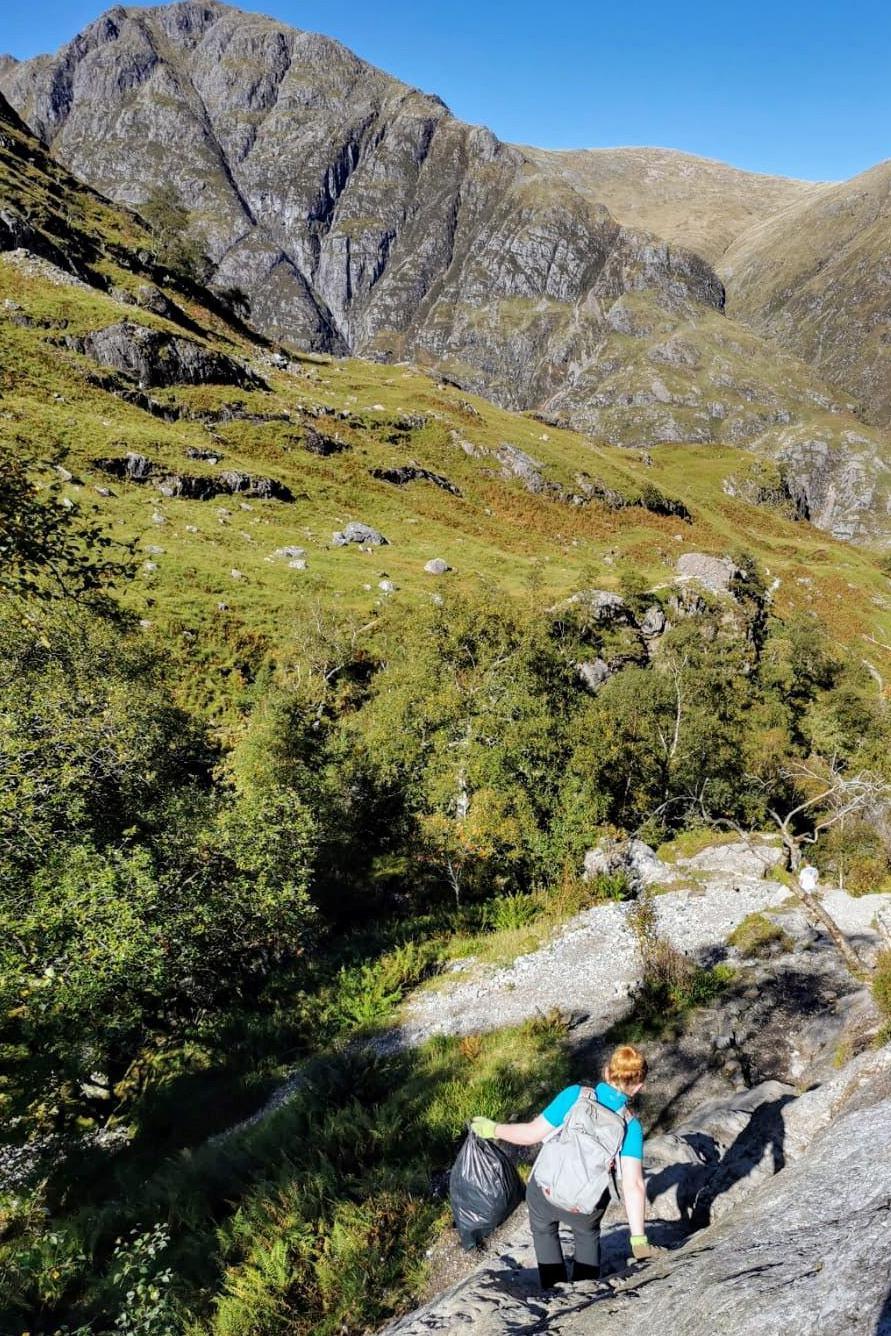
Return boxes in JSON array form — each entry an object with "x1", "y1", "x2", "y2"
[{"x1": 4, "y1": 0, "x2": 890, "y2": 181}]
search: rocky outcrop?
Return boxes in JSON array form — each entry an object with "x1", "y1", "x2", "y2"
[
  {"x1": 675, "y1": 552, "x2": 739, "y2": 594},
  {"x1": 94, "y1": 451, "x2": 292, "y2": 500},
  {"x1": 371, "y1": 465, "x2": 461, "y2": 495},
  {"x1": 70, "y1": 321, "x2": 265, "y2": 389},
  {"x1": 384, "y1": 1048, "x2": 891, "y2": 1335}
]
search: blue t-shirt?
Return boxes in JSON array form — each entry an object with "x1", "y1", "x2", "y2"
[{"x1": 540, "y1": 1081, "x2": 644, "y2": 1159}]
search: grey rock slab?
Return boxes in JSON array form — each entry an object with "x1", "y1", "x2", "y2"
[{"x1": 675, "y1": 552, "x2": 739, "y2": 594}]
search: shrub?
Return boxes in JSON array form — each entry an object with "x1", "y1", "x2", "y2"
[
  {"x1": 873, "y1": 951, "x2": 891, "y2": 1020},
  {"x1": 728, "y1": 912, "x2": 793, "y2": 958},
  {"x1": 482, "y1": 891, "x2": 542, "y2": 932}
]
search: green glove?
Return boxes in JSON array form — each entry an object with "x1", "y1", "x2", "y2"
[
  {"x1": 629, "y1": 1234, "x2": 664, "y2": 1260},
  {"x1": 470, "y1": 1116, "x2": 498, "y2": 1139}
]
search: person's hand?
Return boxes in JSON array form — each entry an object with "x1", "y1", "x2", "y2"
[
  {"x1": 470, "y1": 1116, "x2": 497, "y2": 1139},
  {"x1": 629, "y1": 1234, "x2": 665, "y2": 1260}
]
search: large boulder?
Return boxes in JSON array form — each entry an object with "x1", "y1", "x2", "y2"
[
  {"x1": 332, "y1": 521, "x2": 389, "y2": 547},
  {"x1": 676, "y1": 552, "x2": 739, "y2": 594},
  {"x1": 583, "y1": 837, "x2": 670, "y2": 890},
  {"x1": 569, "y1": 589, "x2": 631, "y2": 624}
]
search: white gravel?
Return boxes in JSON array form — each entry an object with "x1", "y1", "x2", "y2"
[{"x1": 389, "y1": 843, "x2": 891, "y2": 1048}]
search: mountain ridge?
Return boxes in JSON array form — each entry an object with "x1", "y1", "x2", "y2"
[{"x1": 2, "y1": 2, "x2": 891, "y2": 542}]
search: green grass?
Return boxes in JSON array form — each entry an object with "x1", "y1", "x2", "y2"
[
  {"x1": 0, "y1": 1014, "x2": 569, "y2": 1335},
  {"x1": 728, "y1": 912, "x2": 794, "y2": 958}
]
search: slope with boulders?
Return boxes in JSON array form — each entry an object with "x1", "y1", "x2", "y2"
[{"x1": 4, "y1": 4, "x2": 891, "y2": 539}]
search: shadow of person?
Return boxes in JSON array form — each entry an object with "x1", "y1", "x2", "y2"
[
  {"x1": 877, "y1": 1283, "x2": 891, "y2": 1334},
  {"x1": 688, "y1": 1094, "x2": 795, "y2": 1229}
]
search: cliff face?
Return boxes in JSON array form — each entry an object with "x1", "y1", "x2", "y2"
[
  {"x1": 4, "y1": 4, "x2": 891, "y2": 542},
  {"x1": 0, "y1": 3, "x2": 723, "y2": 397}
]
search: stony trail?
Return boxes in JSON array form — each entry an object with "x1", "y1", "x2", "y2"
[{"x1": 386, "y1": 841, "x2": 889, "y2": 1049}]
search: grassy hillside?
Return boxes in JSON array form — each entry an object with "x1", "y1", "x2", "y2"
[
  {"x1": 525, "y1": 145, "x2": 821, "y2": 266},
  {"x1": 722, "y1": 159, "x2": 891, "y2": 429},
  {"x1": 2, "y1": 91, "x2": 891, "y2": 716}
]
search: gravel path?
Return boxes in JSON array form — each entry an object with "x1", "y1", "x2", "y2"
[{"x1": 386, "y1": 843, "x2": 891, "y2": 1050}]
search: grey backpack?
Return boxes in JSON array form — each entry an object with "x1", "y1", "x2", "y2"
[{"x1": 531, "y1": 1086, "x2": 629, "y2": 1214}]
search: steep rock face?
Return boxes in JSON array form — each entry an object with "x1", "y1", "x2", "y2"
[
  {"x1": 0, "y1": 5, "x2": 723, "y2": 418},
  {"x1": 70, "y1": 320, "x2": 265, "y2": 388},
  {"x1": 384, "y1": 1049, "x2": 891, "y2": 1336},
  {"x1": 4, "y1": 8, "x2": 891, "y2": 544},
  {"x1": 1, "y1": 2, "x2": 733, "y2": 426}
]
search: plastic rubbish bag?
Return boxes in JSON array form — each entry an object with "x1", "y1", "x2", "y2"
[{"x1": 449, "y1": 1128, "x2": 524, "y2": 1250}]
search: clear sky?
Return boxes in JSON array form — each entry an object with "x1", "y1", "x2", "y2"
[{"x1": 3, "y1": 0, "x2": 890, "y2": 181}]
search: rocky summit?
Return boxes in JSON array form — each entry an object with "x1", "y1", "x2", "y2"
[{"x1": 3, "y1": 3, "x2": 891, "y2": 542}]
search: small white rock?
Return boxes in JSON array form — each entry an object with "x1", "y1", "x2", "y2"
[
  {"x1": 230, "y1": 569, "x2": 243, "y2": 580},
  {"x1": 151, "y1": 511, "x2": 166, "y2": 525}
]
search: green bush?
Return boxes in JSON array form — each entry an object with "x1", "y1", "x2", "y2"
[
  {"x1": 873, "y1": 950, "x2": 891, "y2": 1019},
  {"x1": 482, "y1": 891, "x2": 542, "y2": 932},
  {"x1": 728, "y1": 912, "x2": 793, "y2": 957}
]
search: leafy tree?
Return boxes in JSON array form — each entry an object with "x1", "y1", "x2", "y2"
[
  {"x1": 0, "y1": 449, "x2": 131, "y2": 605},
  {"x1": 140, "y1": 183, "x2": 212, "y2": 285},
  {"x1": 353, "y1": 593, "x2": 579, "y2": 902}
]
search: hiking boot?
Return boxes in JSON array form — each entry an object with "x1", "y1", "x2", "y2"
[{"x1": 538, "y1": 1261, "x2": 569, "y2": 1290}]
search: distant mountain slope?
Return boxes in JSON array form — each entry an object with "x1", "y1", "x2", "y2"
[
  {"x1": 3, "y1": 3, "x2": 891, "y2": 541},
  {"x1": 0, "y1": 4, "x2": 723, "y2": 401},
  {"x1": 722, "y1": 160, "x2": 891, "y2": 429},
  {"x1": 524, "y1": 146, "x2": 822, "y2": 268},
  {"x1": 3, "y1": 77, "x2": 891, "y2": 683}
]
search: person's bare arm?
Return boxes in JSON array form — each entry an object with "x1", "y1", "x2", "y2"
[
  {"x1": 494, "y1": 1114, "x2": 553, "y2": 1146},
  {"x1": 620, "y1": 1155, "x2": 646, "y2": 1236}
]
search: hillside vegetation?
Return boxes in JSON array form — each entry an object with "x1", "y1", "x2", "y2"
[{"x1": 2, "y1": 29, "x2": 891, "y2": 1336}]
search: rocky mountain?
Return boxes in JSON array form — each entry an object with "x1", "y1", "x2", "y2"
[
  {"x1": 722, "y1": 160, "x2": 891, "y2": 430},
  {"x1": 4, "y1": 3, "x2": 891, "y2": 545},
  {"x1": 524, "y1": 145, "x2": 819, "y2": 268},
  {"x1": 3, "y1": 80, "x2": 891, "y2": 663}
]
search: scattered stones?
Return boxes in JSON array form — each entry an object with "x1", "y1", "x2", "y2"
[
  {"x1": 379, "y1": 579, "x2": 396, "y2": 592},
  {"x1": 273, "y1": 546, "x2": 306, "y2": 560},
  {"x1": 230, "y1": 569, "x2": 243, "y2": 580},
  {"x1": 151, "y1": 510, "x2": 166, "y2": 525},
  {"x1": 424, "y1": 558, "x2": 451, "y2": 575},
  {"x1": 288, "y1": 558, "x2": 307, "y2": 570},
  {"x1": 143, "y1": 544, "x2": 164, "y2": 555}
]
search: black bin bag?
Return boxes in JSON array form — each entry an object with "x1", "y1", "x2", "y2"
[{"x1": 449, "y1": 1128, "x2": 524, "y2": 1250}]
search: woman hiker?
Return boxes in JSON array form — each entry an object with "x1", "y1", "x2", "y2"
[{"x1": 471, "y1": 1043, "x2": 662, "y2": 1288}]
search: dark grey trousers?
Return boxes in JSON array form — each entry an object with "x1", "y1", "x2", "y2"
[{"x1": 526, "y1": 1174, "x2": 610, "y2": 1268}]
